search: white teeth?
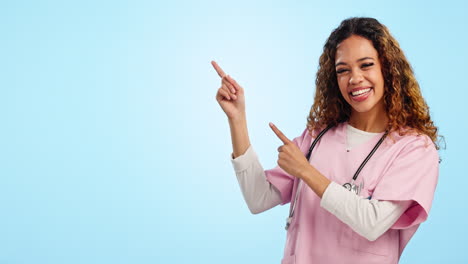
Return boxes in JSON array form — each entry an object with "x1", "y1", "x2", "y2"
[{"x1": 351, "y1": 88, "x2": 371, "y2": 96}]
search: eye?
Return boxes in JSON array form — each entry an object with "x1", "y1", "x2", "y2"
[
  {"x1": 336, "y1": 68, "x2": 349, "y2": 74},
  {"x1": 361, "y1": 62, "x2": 374, "y2": 68}
]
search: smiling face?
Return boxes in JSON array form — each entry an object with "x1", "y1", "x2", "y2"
[{"x1": 335, "y1": 35, "x2": 385, "y2": 117}]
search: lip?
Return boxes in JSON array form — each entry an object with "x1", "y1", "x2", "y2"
[
  {"x1": 349, "y1": 87, "x2": 372, "y2": 94},
  {"x1": 349, "y1": 87, "x2": 373, "y2": 102}
]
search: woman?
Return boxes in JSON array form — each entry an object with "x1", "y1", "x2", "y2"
[{"x1": 212, "y1": 17, "x2": 440, "y2": 264}]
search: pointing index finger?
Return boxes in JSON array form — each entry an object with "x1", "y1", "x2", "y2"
[
  {"x1": 269, "y1": 122, "x2": 292, "y2": 144},
  {"x1": 211, "y1": 60, "x2": 226, "y2": 78}
]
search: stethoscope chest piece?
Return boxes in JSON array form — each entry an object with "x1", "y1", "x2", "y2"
[
  {"x1": 342, "y1": 181, "x2": 363, "y2": 195},
  {"x1": 343, "y1": 182, "x2": 351, "y2": 191},
  {"x1": 285, "y1": 217, "x2": 292, "y2": 230},
  {"x1": 343, "y1": 182, "x2": 352, "y2": 191}
]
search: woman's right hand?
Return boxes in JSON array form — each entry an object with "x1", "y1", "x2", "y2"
[{"x1": 212, "y1": 60, "x2": 246, "y2": 120}]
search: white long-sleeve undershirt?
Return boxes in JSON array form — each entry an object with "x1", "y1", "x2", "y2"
[{"x1": 230, "y1": 124, "x2": 413, "y2": 241}]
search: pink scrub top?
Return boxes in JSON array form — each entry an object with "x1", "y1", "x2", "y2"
[{"x1": 265, "y1": 122, "x2": 439, "y2": 264}]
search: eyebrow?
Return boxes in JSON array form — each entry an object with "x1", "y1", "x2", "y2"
[{"x1": 335, "y1": 57, "x2": 375, "y2": 67}]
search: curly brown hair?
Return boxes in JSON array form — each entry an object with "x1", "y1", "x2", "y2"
[{"x1": 306, "y1": 17, "x2": 441, "y2": 149}]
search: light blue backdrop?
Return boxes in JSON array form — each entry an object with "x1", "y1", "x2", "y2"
[{"x1": 1, "y1": 0, "x2": 466, "y2": 263}]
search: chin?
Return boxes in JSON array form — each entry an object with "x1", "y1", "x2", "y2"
[
  {"x1": 352, "y1": 105, "x2": 374, "y2": 113},
  {"x1": 350, "y1": 100, "x2": 384, "y2": 115}
]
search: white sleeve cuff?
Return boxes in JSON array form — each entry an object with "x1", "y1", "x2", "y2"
[{"x1": 230, "y1": 145, "x2": 258, "y2": 173}]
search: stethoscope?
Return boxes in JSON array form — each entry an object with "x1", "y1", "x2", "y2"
[{"x1": 285, "y1": 123, "x2": 388, "y2": 230}]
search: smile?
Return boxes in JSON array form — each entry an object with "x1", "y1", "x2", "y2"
[
  {"x1": 350, "y1": 88, "x2": 372, "y2": 97},
  {"x1": 349, "y1": 87, "x2": 373, "y2": 102}
]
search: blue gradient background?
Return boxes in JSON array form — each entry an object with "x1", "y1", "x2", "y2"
[{"x1": 1, "y1": 0, "x2": 466, "y2": 263}]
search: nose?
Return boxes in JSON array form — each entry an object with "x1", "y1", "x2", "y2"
[{"x1": 349, "y1": 70, "x2": 364, "y2": 85}]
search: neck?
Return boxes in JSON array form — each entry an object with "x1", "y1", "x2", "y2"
[{"x1": 348, "y1": 108, "x2": 388, "y2": 133}]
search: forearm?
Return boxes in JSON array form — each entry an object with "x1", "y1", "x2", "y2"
[
  {"x1": 321, "y1": 182, "x2": 413, "y2": 241},
  {"x1": 231, "y1": 145, "x2": 282, "y2": 214},
  {"x1": 299, "y1": 165, "x2": 331, "y2": 199},
  {"x1": 228, "y1": 116, "x2": 251, "y2": 158},
  {"x1": 299, "y1": 166, "x2": 412, "y2": 241}
]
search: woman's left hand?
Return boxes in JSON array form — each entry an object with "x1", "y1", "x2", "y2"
[{"x1": 269, "y1": 122, "x2": 311, "y2": 179}]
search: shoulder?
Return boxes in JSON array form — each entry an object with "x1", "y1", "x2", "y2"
[
  {"x1": 386, "y1": 128, "x2": 438, "y2": 160},
  {"x1": 292, "y1": 126, "x2": 318, "y2": 150}
]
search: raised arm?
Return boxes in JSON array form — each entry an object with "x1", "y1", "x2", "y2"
[{"x1": 212, "y1": 60, "x2": 250, "y2": 158}]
